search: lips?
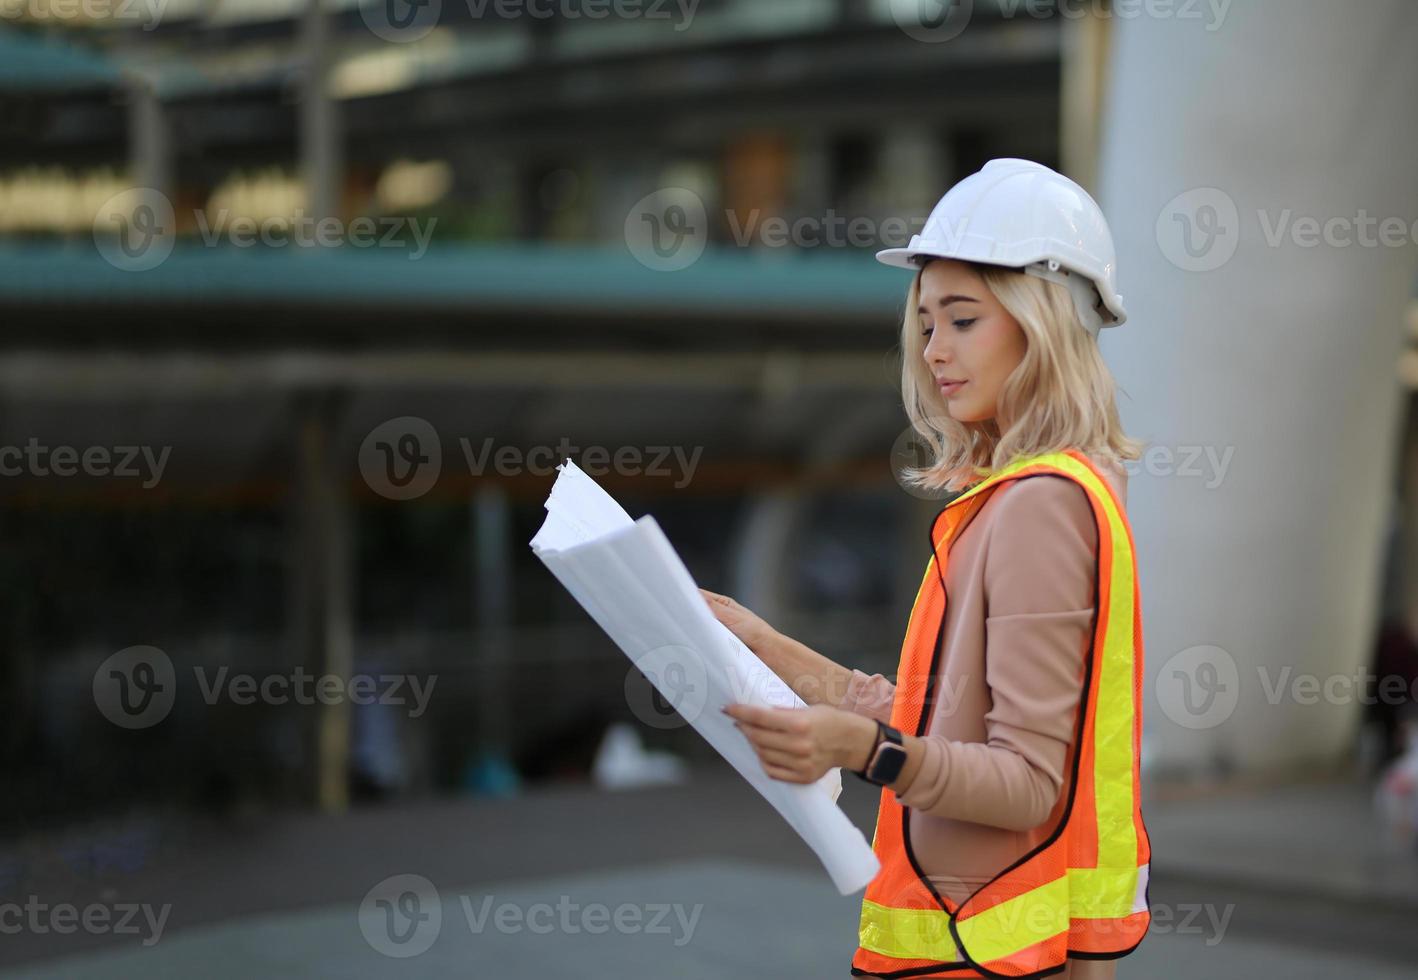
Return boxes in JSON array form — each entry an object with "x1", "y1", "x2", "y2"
[{"x1": 938, "y1": 379, "x2": 967, "y2": 396}]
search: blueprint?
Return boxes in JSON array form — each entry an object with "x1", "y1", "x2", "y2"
[{"x1": 530, "y1": 459, "x2": 880, "y2": 895}]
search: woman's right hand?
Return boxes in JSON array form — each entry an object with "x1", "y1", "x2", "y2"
[{"x1": 699, "y1": 588, "x2": 779, "y2": 655}]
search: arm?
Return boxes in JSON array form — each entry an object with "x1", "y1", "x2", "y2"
[
  {"x1": 839, "y1": 667, "x2": 898, "y2": 725},
  {"x1": 701, "y1": 588, "x2": 864, "y2": 709},
  {"x1": 880, "y1": 476, "x2": 1097, "y2": 831},
  {"x1": 754, "y1": 630, "x2": 860, "y2": 709}
]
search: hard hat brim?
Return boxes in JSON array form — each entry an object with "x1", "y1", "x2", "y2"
[
  {"x1": 874, "y1": 247, "x2": 930, "y2": 269},
  {"x1": 874, "y1": 245, "x2": 1128, "y2": 328}
]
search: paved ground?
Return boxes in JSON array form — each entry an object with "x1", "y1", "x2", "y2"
[
  {"x1": 5, "y1": 857, "x2": 1415, "y2": 980},
  {"x1": 1144, "y1": 777, "x2": 1418, "y2": 908},
  {"x1": 3, "y1": 769, "x2": 1416, "y2": 978}
]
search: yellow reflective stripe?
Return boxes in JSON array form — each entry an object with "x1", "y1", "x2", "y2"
[
  {"x1": 859, "y1": 869, "x2": 1144, "y2": 962},
  {"x1": 952, "y1": 876, "x2": 1070, "y2": 963},
  {"x1": 1067, "y1": 866, "x2": 1143, "y2": 917},
  {"x1": 859, "y1": 898, "x2": 961, "y2": 962},
  {"x1": 1034, "y1": 454, "x2": 1138, "y2": 871}
]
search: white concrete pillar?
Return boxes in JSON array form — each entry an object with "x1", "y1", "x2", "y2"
[{"x1": 1097, "y1": 0, "x2": 1418, "y2": 775}]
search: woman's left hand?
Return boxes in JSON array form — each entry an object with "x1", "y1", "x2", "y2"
[{"x1": 722, "y1": 702, "x2": 878, "y2": 783}]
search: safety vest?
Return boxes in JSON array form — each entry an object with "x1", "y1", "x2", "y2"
[{"x1": 851, "y1": 449, "x2": 1151, "y2": 979}]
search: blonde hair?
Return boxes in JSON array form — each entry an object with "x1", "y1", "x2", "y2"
[{"x1": 899, "y1": 261, "x2": 1143, "y2": 494}]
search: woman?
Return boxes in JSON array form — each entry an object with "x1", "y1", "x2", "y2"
[{"x1": 708, "y1": 159, "x2": 1151, "y2": 979}]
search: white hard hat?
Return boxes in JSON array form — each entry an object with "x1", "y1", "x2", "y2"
[{"x1": 876, "y1": 158, "x2": 1126, "y2": 336}]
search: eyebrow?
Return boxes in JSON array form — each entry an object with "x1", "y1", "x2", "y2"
[{"x1": 917, "y1": 293, "x2": 979, "y2": 314}]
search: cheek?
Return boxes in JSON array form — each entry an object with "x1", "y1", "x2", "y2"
[{"x1": 976, "y1": 320, "x2": 1025, "y2": 381}]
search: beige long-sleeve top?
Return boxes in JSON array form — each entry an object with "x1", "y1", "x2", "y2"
[{"x1": 845, "y1": 454, "x2": 1127, "y2": 980}]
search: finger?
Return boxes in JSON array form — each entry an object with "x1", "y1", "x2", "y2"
[
  {"x1": 758, "y1": 746, "x2": 810, "y2": 768},
  {"x1": 723, "y1": 704, "x2": 804, "y2": 732},
  {"x1": 737, "y1": 725, "x2": 811, "y2": 754},
  {"x1": 762, "y1": 762, "x2": 812, "y2": 783}
]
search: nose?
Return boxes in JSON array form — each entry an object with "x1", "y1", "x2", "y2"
[{"x1": 923, "y1": 326, "x2": 952, "y2": 366}]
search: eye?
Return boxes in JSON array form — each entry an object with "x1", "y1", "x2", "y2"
[
  {"x1": 952, "y1": 318, "x2": 977, "y2": 330},
  {"x1": 920, "y1": 322, "x2": 933, "y2": 337}
]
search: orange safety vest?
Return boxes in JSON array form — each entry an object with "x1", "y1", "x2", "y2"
[{"x1": 851, "y1": 449, "x2": 1151, "y2": 979}]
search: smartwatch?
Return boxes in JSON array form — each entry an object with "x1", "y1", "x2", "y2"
[{"x1": 856, "y1": 721, "x2": 907, "y2": 786}]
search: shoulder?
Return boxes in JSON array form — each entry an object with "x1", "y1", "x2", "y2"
[
  {"x1": 981, "y1": 474, "x2": 1099, "y2": 614},
  {"x1": 989, "y1": 472, "x2": 1096, "y2": 534},
  {"x1": 981, "y1": 474, "x2": 1098, "y2": 572}
]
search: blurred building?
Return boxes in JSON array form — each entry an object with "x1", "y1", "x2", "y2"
[
  {"x1": 4, "y1": 0, "x2": 1415, "y2": 836},
  {"x1": 0, "y1": 0, "x2": 1086, "y2": 829}
]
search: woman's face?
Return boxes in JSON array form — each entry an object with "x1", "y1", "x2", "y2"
[{"x1": 917, "y1": 259, "x2": 1028, "y2": 426}]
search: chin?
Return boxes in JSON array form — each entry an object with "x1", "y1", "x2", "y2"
[{"x1": 947, "y1": 402, "x2": 991, "y2": 424}]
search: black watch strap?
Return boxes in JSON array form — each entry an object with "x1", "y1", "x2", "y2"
[{"x1": 853, "y1": 722, "x2": 906, "y2": 785}]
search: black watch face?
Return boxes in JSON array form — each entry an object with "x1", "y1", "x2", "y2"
[{"x1": 870, "y1": 743, "x2": 908, "y2": 784}]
